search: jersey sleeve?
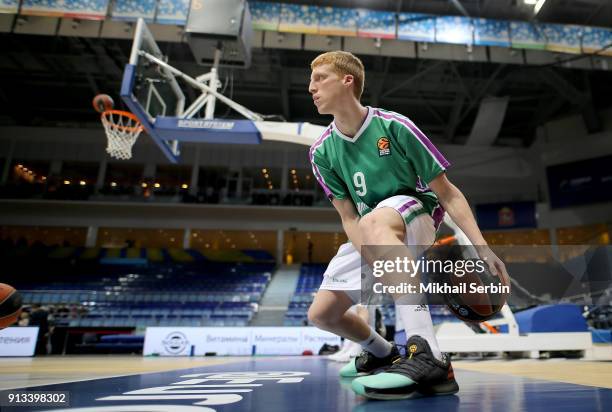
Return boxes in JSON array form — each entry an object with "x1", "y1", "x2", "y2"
[
  {"x1": 396, "y1": 117, "x2": 450, "y2": 184},
  {"x1": 310, "y1": 146, "x2": 349, "y2": 201}
]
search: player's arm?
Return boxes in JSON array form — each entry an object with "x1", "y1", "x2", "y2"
[
  {"x1": 331, "y1": 197, "x2": 364, "y2": 252},
  {"x1": 391, "y1": 116, "x2": 508, "y2": 280},
  {"x1": 429, "y1": 173, "x2": 509, "y2": 282},
  {"x1": 429, "y1": 173, "x2": 485, "y2": 245}
]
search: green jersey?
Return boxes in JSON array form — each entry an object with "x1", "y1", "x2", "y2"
[{"x1": 309, "y1": 107, "x2": 450, "y2": 220}]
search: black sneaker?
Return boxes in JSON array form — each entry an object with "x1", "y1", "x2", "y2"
[
  {"x1": 339, "y1": 344, "x2": 400, "y2": 377},
  {"x1": 319, "y1": 344, "x2": 340, "y2": 355},
  {"x1": 351, "y1": 335, "x2": 459, "y2": 400}
]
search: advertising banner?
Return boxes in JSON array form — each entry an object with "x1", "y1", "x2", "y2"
[
  {"x1": 144, "y1": 327, "x2": 341, "y2": 356},
  {"x1": 0, "y1": 327, "x2": 39, "y2": 357}
]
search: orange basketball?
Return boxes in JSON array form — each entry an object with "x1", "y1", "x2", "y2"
[
  {"x1": 424, "y1": 246, "x2": 510, "y2": 323},
  {"x1": 92, "y1": 94, "x2": 114, "y2": 113},
  {"x1": 0, "y1": 283, "x2": 22, "y2": 329},
  {"x1": 445, "y1": 260, "x2": 510, "y2": 322}
]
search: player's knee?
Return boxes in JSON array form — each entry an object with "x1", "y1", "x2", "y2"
[
  {"x1": 307, "y1": 306, "x2": 338, "y2": 329},
  {"x1": 307, "y1": 306, "x2": 325, "y2": 328}
]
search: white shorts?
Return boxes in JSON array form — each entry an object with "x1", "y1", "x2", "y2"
[{"x1": 319, "y1": 195, "x2": 440, "y2": 299}]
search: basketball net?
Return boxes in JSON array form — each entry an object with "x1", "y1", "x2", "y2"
[{"x1": 101, "y1": 110, "x2": 144, "y2": 160}]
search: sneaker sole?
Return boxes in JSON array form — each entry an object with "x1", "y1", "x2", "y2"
[
  {"x1": 416, "y1": 381, "x2": 460, "y2": 397},
  {"x1": 352, "y1": 381, "x2": 459, "y2": 400},
  {"x1": 340, "y1": 372, "x2": 368, "y2": 378}
]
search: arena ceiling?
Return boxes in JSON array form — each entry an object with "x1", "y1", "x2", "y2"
[
  {"x1": 280, "y1": 0, "x2": 612, "y2": 28},
  {"x1": 0, "y1": 0, "x2": 611, "y2": 147}
]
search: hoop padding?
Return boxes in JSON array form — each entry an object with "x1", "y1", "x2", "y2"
[{"x1": 101, "y1": 110, "x2": 144, "y2": 160}]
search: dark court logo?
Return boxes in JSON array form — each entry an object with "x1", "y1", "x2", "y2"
[
  {"x1": 377, "y1": 137, "x2": 391, "y2": 157},
  {"x1": 163, "y1": 332, "x2": 189, "y2": 355}
]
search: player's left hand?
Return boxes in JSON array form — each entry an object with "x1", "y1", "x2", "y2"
[{"x1": 476, "y1": 246, "x2": 510, "y2": 286}]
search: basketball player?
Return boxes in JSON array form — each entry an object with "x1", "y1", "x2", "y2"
[{"x1": 307, "y1": 51, "x2": 509, "y2": 400}]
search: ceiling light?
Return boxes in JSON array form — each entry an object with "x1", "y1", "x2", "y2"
[
  {"x1": 154, "y1": 183, "x2": 161, "y2": 188},
  {"x1": 181, "y1": 183, "x2": 188, "y2": 189},
  {"x1": 79, "y1": 180, "x2": 86, "y2": 186},
  {"x1": 262, "y1": 168, "x2": 267, "y2": 173},
  {"x1": 142, "y1": 183, "x2": 148, "y2": 188},
  {"x1": 523, "y1": 0, "x2": 537, "y2": 4},
  {"x1": 110, "y1": 182, "x2": 117, "y2": 187},
  {"x1": 64, "y1": 180, "x2": 71, "y2": 185}
]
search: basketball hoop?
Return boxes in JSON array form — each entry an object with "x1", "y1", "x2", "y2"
[{"x1": 101, "y1": 110, "x2": 144, "y2": 160}]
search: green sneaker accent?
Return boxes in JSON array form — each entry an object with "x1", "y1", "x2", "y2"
[
  {"x1": 353, "y1": 373, "x2": 416, "y2": 390},
  {"x1": 339, "y1": 358, "x2": 360, "y2": 377},
  {"x1": 351, "y1": 373, "x2": 417, "y2": 400}
]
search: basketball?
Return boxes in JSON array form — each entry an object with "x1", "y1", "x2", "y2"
[
  {"x1": 424, "y1": 245, "x2": 511, "y2": 323},
  {"x1": 92, "y1": 94, "x2": 114, "y2": 113},
  {"x1": 0, "y1": 283, "x2": 22, "y2": 329},
  {"x1": 443, "y1": 258, "x2": 510, "y2": 322}
]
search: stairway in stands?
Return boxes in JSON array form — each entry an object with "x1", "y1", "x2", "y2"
[{"x1": 251, "y1": 264, "x2": 301, "y2": 326}]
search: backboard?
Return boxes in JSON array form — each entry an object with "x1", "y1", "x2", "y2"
[
  {"x1": 120, "y1": 18, "x2": 185, "y2": 162},
  {"x1": 121, "y1": 18, "x2": 264, "y2": 164},
  {"x1": 121, "y1": 19, "x2": 325, "y2": 164}
]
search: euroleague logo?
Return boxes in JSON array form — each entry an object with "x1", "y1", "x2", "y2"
[
  {"x1": 377, "y1": 137, "x2": 391, "y2": 157},
  {"x1": 163, "y1": 332, "x2": 189, "y2": 355}
]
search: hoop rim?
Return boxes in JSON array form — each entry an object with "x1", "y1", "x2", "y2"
[{"x1": 101, "y1": 109, "x2": 144, "y2": 133}]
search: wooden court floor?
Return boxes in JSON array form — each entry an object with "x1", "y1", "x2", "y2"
[{"x1": 1, "y1": 355, "x2": 611, "y2": 391}]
